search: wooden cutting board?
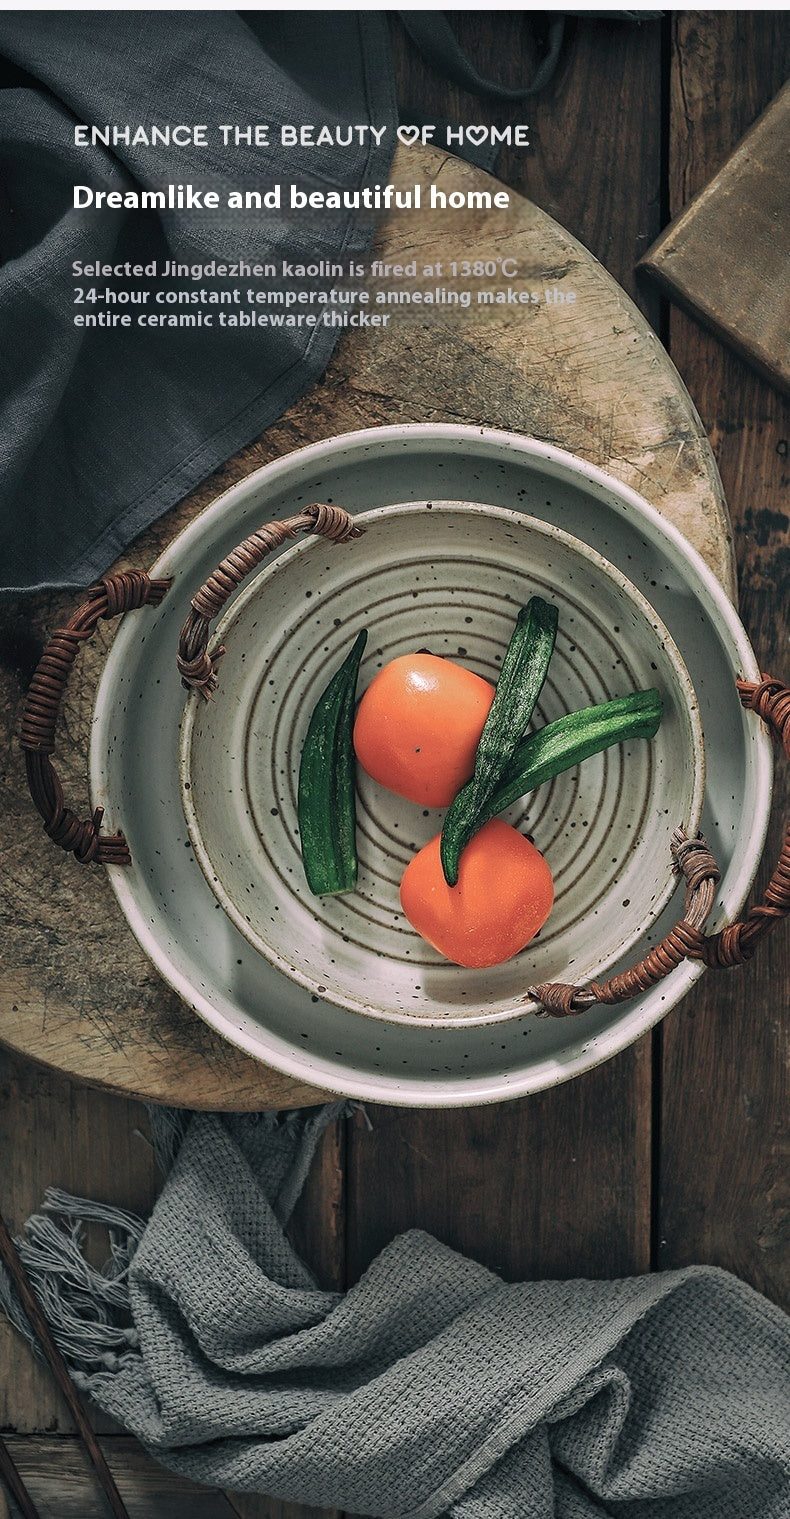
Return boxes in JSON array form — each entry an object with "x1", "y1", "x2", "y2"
[{"x1": 639, "y1": 80, "x2": 790, "y2": 395}]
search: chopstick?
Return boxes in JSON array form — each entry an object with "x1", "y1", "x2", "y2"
[
  {"x1": 0, "y1": 1207, "x2": 130, "y2": 1519},
  {"x1": 0, "y1": 1433, "x2": 41, "y2": 1519}
]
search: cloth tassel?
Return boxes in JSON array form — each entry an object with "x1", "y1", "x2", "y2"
[
  {"x1": 0, "y1": 1104, "x2": 358, "y2": 1377},
  {"x1": 0, "y1": 1189, "x2": 145, "y2": 1371},
  {"x1": 145, "y1": 1105, "x2": 192, "y2": 1175},
  {"x1": 272, "y1": 1099, "x2": 353, "y2": 1225}
]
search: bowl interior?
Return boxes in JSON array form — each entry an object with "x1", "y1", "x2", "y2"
[{"x1": 180, "y1": 502, "x2": 704, "y2": 1026}]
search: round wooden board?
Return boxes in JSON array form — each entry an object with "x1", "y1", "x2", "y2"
[{"x1": 0, "y1": 145, "x2": 735, "y2": 1110}]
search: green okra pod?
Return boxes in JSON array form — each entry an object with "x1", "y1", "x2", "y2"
[
  {"x1": 486, "y1": 687, "x2": 663, "y2": 820},
  {"x1": 440, "y1": 596, "x2": 558, "y2": 885},
  {"x1": 298, "y1": 629, "x2": 367, "y2": 896}
]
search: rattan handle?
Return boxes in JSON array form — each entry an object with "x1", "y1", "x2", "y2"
[
  {"x1": 699, "y1": 676, "x2": 790, "y2": 966},
  {"x1": 176, "y1": 502, "x2": 363, "y2": 699},
  {"x1": 21, "y1": 571, "x2": 172, "y2": 866},
  {"x1": 530, "y1": 673, "x2": 790, "y2": 1017}
]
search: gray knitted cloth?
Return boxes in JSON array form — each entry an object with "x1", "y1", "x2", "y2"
[{"x1": 2, "y1": 1104, "x2": 789, "y2": 1517}]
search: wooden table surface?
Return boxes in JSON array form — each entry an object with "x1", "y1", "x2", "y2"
[{"x1": 1, "y1": 14, "x2": 788, "y2": 1517}]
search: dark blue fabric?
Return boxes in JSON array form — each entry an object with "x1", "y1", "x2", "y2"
[
  {"x1": 399, "y1": 12, "x2": 567, "y2": 102},
  {"x1": 0, "y1": 11, "x2": 395, "y2": 594}
]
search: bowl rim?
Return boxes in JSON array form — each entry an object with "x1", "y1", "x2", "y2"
[
  {"x1": 89, "y1": 424, "x2": 773, "y2": 1105},
  {"x1": 178, "y1": 498, "x2": 707, "y2": 1027}
]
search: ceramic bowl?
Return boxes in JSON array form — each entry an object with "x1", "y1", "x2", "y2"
[
  {"x1": 90, "y1": 426, "x2": 771, "y2": 1104},
  {"x1": 179, "y1": 501, "x2": 705, "y2": 1026}
]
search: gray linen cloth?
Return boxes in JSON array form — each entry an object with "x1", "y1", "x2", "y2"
[{"x1": 2, "y1": 1104, "x2": 788, "y2": 1516}]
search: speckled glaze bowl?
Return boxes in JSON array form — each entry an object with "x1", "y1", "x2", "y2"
[{"x1": 179, "y1": 501, "x2": 705, "y2": 1026}]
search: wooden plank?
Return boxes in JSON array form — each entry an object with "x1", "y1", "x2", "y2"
[
  {"x1": 346, "y1": 1048, "x2": 652, "y2": 1284},
  {"x1": 640, "y1": 80, "x2": 790, "y2": 395},
  {"x1": 227, "y1": 1499, "x2": 335, "y2": 1519},
  {"x1": 287, "y1": 1118, "x2": 346, "y2": 1293},
  {"x1": 1, "y1": 1435, "x2": 236, "y2": 1518},
  {"x1": 0, "y1": 1048, "x2": 158, "y2": 1436},
  {"x1": 347, "y1": 14, "x2": 665, "y2": 1292},
  {"x1": 392, "y1": 11, "x2": 663, "y2": 316},
  {"x1": 0, "y1": 1438, "x2": 336, "y2": 1519},
  {"x1": 659, "y1": 12, "x2": 790, "y2": 1308}
]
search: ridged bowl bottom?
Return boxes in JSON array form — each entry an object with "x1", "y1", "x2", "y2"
[{"x1": 180, "y1": 502, "x2": 704, "y2": 1028}]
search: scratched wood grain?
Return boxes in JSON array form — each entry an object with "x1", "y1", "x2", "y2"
[
  {"x1": 0, "y1": 1436, "x2": 336, "y2": 1519},
  {"x1": 657, "y1": 11, "x2": 790, "y2": 1310},
  {"x1": 0, "y1": 1435, "x2": 236, "y2": 1516}
]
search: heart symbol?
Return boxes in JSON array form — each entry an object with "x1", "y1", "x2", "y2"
[
  {"x1": 397, "y1": 125, "x2": 420, "y2": 147},
  {"x1": 465, "y1": 125, "x2": 488, "y2": 146}
]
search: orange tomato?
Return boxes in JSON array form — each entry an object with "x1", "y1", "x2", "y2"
[
  {"x1": 353, "y1": 653, "x2": 495, "y2": 807},
  {"x1": 400, "y1": 818, "x2": 554, "y2": 968}
]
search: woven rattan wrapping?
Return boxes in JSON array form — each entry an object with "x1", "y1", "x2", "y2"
[
  {"x1": 529, "y1": 829, "x2": 720, "y2": 1017},
  {"x1": 698, "y1": 677, "x2": 790, "y2": 967},
  {"x1": 176, "y1": 503, "x2": 363, "y2": 699},
  {"x1": 21, "y1": 571, "x2": 171, "y2": 864}
]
